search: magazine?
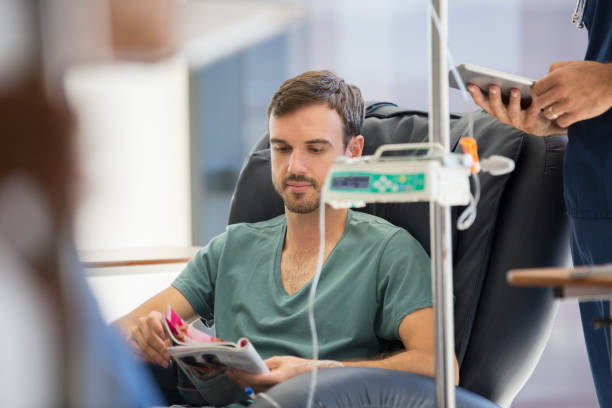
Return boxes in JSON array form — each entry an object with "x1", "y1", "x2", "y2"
[{"x1": 163, "y1": 305, "x2": 269, "y2": 406}]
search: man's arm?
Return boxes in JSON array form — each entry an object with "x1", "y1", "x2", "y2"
[
  {"x1": 469, "y1": 61, "x2": 612, "y2": 136},
  {"x1": 114, "y1": 286, "x2": 196, "y2": 368},
  {"x1": 343, "y1": 307, "x2": 459, "y2": 382},
  {"x1": 227, "y1": 306, "x2": 459, "y2": 393}
]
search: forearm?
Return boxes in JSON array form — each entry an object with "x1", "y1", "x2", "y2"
[
  {"x1": 227, "y1": 351, "x2": 457, "y2": 394},
  {"x1": 112, "y1": 300, "x2": 159, "y2": 337},
  {"x1": 343, "y1": 350, "x2": 459, "y2": 385},
  {"x1": 113, "y1": 312, "x2": 140, "y2": 337}
]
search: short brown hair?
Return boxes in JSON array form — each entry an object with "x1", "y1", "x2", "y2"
[{"x1": 267, "y1": 70, "x2": 364, "y2": 147}]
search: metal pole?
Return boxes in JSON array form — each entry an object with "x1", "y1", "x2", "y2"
[{"x1": 428, "y1": 1, "x2": 456, "y2": 407}]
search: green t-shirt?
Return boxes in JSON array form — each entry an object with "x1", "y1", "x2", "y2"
[{"x1": 172, "y1": 210, "x2": 431, "y2": 361}]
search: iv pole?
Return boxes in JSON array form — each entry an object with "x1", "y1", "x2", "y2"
[{"x1": 428, "y1": 1, "x2": 456, "y2": 407}]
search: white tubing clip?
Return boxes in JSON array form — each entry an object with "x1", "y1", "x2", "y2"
[{"x1": 480, "y1": 155, "x2": 515, "y2": 176}]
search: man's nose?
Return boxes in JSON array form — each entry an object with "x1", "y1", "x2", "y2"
[{"x1": 287, "y1": 150, "x2": 307, "y2": 174}]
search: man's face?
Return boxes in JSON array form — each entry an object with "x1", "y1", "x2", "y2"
[{"x1": 269, "y1": 103, "x2": 357, "y2": 214}]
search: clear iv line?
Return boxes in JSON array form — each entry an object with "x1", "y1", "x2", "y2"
[
  {"x1": 258, "y1": 392, "x2": 282, "y2": 408},
  {"x1": 428, "y1": 4, "x2": 475, "y2": 138},
  {"x1": 306, "y1": 189, "x2": 327, "y2": 408},
  {"x1": 429, "y1": 2, "x2": 480, "y2": 230}
]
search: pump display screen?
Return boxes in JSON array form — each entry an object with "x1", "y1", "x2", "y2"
[{"x1": 331, "y1": 176, "x2": 370, "y2": 189}]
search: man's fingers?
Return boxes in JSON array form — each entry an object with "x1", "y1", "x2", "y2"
[
  {"x1": 542, "y1": 104, "x2": 561, "y2": 121},
  {"x1": 532, "y1": 71, "x2": 557, "y2": 99},
  {"x1": 127, "y1": 335, "x2": 146, "y2": 360},
  {"x1": 542, "y1": 95, "x2": 576, "y2": 121},
  {"x1": 552, "y1": 99, "x2": 573, "y2": 118},
  {"x1": 176, "y1": 323, "x2": 188, "y2": 341},
  {"x1": 535, "y1": 85, "x2": 568, "y2": 114},
  {"x1": 227, "y1": 370, "x2": 272, "y2": 391},
  {"x1": 538, "y1": 61, "x2": 576, "y2": 95},
  {"x1": 557, "y1": 112, "x2": 580, "y2": 128},
  {"x1": 131, "y1": 328, "x2": 166, "y2": 366},
  {"x1": 140, "y1": 316, "x2": 170, "y2": 357},
  {"x1": 548, "y1": 60, "x2": 574, "y2": 73},
  {"x1": 226, "y1": 370, "x2": 249, "y2": 388},
  {"x1": 131, "y1": 327, "x2": 147, "y2": 351},
  {"x1": 526, "y1": 93, "x2": 542, "y2": 116},
  {"x1": 263, "y1": 356, "x2": 284, "y2": 369},
  {"x1": 227, "y1": 368, "x2": 284, "y2": 393},
  {"x1": 134, "y1": 319, "x2": 171, "y2": 367},
  {"x1": 532, "y1": 69, "x2": 569, "y2": 105},
  {"x1": 487, "y1": 85, "x2": 510, "y2": 123},
  {"x1": 468, "y1": 85, "x2": 492, "y2": 113},
  {"x1": 537, "y1": 109, "x2": 568, "y2": 134},
  {"x1": 507, "y1": 89, "x2": 523, "y2": 127},
  {"x1": 147, "y1": 314, "x2": 167, "y2": 338},
  {"x1": 144, "y1": 332, "x2": 171, "y2": 362},
  {"x1": 146, "y1": 349, "x2": 170, "y2": 368}
]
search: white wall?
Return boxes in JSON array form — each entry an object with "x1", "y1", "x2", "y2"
[
  {"x1": 64, "y1": 56, "x2": 192, "y2": 250},
  {"x1": 87, "y1": 265, "x2": 182, "y2": 322}
]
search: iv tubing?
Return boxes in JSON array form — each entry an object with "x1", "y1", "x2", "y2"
[{"x1": 305, "y1": 190, "x2": 327, "y2": 408}]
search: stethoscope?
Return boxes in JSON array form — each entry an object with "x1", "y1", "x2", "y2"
[{"x1": 572, "y1": 0, "x2": 588, "y2": 29}]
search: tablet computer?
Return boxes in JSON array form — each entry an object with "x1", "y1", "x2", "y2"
[{"x1": 449, "y1": 64, "x2": 535, "y2": 109}]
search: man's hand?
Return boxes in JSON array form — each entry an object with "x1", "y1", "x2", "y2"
[
  {"x1": 468, "y1": 84, "x2": 565, "y2": 136},
  {"x1": 114, "y1": 286, "x2": 196, "y2": 367},
  {"x1": 226, "y1": 356, "x2": 341, "y2": 393},
  {"x1": 534, "y1": 60, "x2": 612, "y2": 128},
  {"x1": 126, "y1": 310, "x2": 178, "y2": 368},
  {"x1": 468, "y1": 61, "x2": 612, "y2": 136}
]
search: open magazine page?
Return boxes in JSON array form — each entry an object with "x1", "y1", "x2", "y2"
[
  {"x1": 164, "y1": 305, "x2": 219, "y2": 344},
  {"x1": 163, "y1": 306, "x2": 268, "y2": 406}
]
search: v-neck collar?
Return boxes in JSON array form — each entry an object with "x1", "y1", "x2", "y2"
[{"x1": 273, "y1": 210, "x2": 353, "y2": 298}]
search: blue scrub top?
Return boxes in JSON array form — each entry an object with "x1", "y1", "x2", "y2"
[{"x1": 564, "y1": 0, "x2": 612, "y2": 218}]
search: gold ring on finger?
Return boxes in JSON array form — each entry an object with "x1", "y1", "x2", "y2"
[{"x1": 548, "y1": 105, "x2": 559, "y2": 120}]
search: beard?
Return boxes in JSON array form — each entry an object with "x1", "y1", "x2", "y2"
[{"x1": 272, "y1": 174, "x2": 321, "y2": 214}]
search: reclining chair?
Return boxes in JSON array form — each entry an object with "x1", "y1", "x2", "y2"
[{"x1": 228, "y1": 102, "x2": 569, "y2": 408}]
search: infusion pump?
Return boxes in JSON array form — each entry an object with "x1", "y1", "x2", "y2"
[{"x1": 323, "y1": 143, "x2": 473, "y2": 209}]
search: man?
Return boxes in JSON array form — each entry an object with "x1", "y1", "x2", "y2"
[
  {"x1": 117, "y1": 70, "x2": 458, "y2": 400},
  {"x1": 467, "y1": 1, "x2": 612, "y2": 405}
]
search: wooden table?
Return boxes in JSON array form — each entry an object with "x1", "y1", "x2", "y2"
[
  {"x1": 508, "y1": 264, "x2": 612, "y2": 367},
  {"x1": 81, "y1": 247, "x2": 202, "y2": 321},
  {"x1": 508, "y1": 264, "x2": 612, "y2": 300},
  {"x1": 80, "y1": 246, "x2": 202, "y2": 268}
]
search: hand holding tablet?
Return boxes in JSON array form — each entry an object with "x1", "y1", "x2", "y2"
[
  {"x1": 450, "y1": 63, "x2": 534, "y2": 109},
  {"x1": 451, "y1": 63, "x2": 567, "y2": 137}
]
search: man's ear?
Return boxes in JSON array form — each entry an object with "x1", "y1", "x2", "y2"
[{"x1": 345, "y1": 135, "x2": 364, "y2": 158}]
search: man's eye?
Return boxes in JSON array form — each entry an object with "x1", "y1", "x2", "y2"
[
  {"x1": 273, "y1": 145, "x2": 290, "y2": 153},
  {"x1": 309, "y1": 147, "x2": 324, "y2": 153}
]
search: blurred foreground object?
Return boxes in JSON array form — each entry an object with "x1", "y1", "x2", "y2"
[
  {"x1": 0, "y1": 72, "x2": 163, "y2": 408},
  {"x1": 40, "y1": 0, "x2": 180, "y2": 92},
  {"x1": 109, "y1": 0, "x2": 179, "y2": 61},
  {"x1": 0, "y1": 0, "x2": 183, "y2": 405}
]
